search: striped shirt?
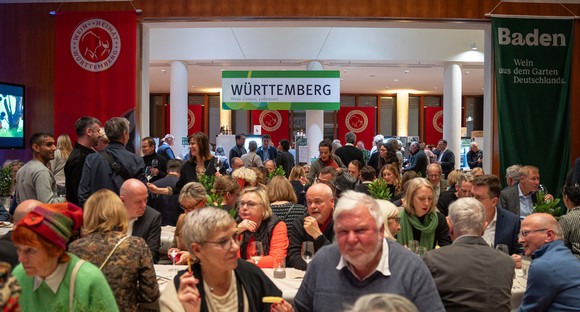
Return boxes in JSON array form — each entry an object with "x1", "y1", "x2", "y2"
[{"x1": 560, "y1": 206, "x2": 580, "y2": 260}]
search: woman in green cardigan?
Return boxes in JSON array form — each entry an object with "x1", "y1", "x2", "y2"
[
  {"x1": 397, "y1": 178, "x2": 452, "y2": 250},
  {"x1": 12, "y1": 202, "x2": 118, "y2": 312}
]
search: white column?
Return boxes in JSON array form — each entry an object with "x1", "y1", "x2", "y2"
[
  {"x1": 443, "y1": 62, "x2": 462, "y2": 170},
  {"x1": 305, "y1": 61, "x2": 325, "y2": 165},
  {"x1": 483, "y1": 25, "x2": 493, "y2": 175},
  {"x1": 396, "y1": 91, "x2": 409, "y2": 137},
  {"x1": 170, "y1": 61, "x2": 188, "y2": 159}
]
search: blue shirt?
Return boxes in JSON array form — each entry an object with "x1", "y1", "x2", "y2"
[{"x1": 518, "y1": 184, "x2": 534, "y2": 219}]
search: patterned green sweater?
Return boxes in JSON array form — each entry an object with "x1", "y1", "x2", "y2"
[{"x1": 13, "y1": 253, "x2": 118, "y2": 312}]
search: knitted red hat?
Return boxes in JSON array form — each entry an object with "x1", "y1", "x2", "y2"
[{"x1": 18, "y1": 202, "x2": 83, "y2": 250}]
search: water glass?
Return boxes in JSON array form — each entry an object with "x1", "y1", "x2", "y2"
[
  {"x1": 407, "y1": 240, "x2": 419, "y2": 253},
  {"x1": 416, "y1": 246, "x2": 427, "y2": 256},
  {"x1": 273, "y1": 257, "x2": 286, "y2": 279}
]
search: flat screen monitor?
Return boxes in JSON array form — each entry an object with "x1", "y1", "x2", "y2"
[
  {"x1": 244, "y1": 135, "x2": 263, "y2": 151},
  {"x1": 0, "y1": 82, "x2": 25, "y2": 149}
]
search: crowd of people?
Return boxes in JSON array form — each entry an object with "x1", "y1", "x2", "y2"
[{"x1": 1, "y1": 115, "x2": 580, "y2": 312}]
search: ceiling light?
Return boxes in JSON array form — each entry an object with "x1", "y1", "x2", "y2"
[
  {"x1": 465, "y1": 71, "x2": 471, "y2": 75},
  {"x1": 191, "y1": 86, "x2": 196, "y2": 88},
  {"x1": 466, "y1": 116, "x2": 474, "y2": 122},
  {"x1": 433, "y1": 87, "x2": 437, "y2": 90},
  {"x1": 160, "y1": 69, "x2": 166, "y2": 73},
  {"x1": 471, "y1": 43, "x2": 477, "y2": 50},
  {"x1": 404, "y1": 70, "x2": 410, "y2": 74},
  {"x1": 385, "y1": 86, "x2": 390, "y2": 89},
  {"x1": 394, "y1": 79, "x2": 399, "y2": 82}
]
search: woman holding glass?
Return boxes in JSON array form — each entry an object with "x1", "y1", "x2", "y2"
[
  {"x1": 159, "y1": 207, "x2": 282, "y2": 312},
  {"x1": 397, "y1": 178, "x2": 451, "y2": 250},
  {"x1": 69, "y1": 189, "x2": 160, "y2": 312},
  {"x1": 12, "y1": 202, "x2": 118, "y2": 311},
  {"x1": 236, "y1": 187, "x2": 289, "y2": 269},
  {"x1": 148, "y1": 132, "x2": 226, "y2": 196}
]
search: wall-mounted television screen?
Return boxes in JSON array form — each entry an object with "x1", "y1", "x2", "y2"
[{"x1": 0, "y1": 82, "x2": 25, "y2": 149}]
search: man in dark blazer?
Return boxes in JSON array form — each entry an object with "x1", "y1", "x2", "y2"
[
  {"x1": 256, "y1": 134, "x2": 277, "y2": 162},
  {"x1": 121, "y1": 179, "x2": 162, "y2": 263},
  {"x1": 473, "y1": 175, "x2": 521, "y2": 255},
  {"x1": 499, "y1": 165, "x2": 553, "y2": 219},
  {"x1": 334, "y1": 132, "x2": 364, "y2": 169},
  {"x1": 403, "y1": 142, "x2": 428, "y2": 177},
  {"x1": 435, "y1": 139, "x2": 455, "y2": 179},
  {"x1": 422, "y1": 197, "x2": 515, "y2": 312}
]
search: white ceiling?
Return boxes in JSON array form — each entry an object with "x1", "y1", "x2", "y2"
[{"x1": 147, "y1": 20, "x2": 487, "y2": 95}]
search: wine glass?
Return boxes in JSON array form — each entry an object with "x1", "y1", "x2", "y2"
[
  {"x1": 496, "y1": 244, "x2": 509, "y2": 254},
  {"x1": 538, "y1": 184, "x2": 548, "y2": 194},
  {"x1": 169, "y1": 249, "x2": 178, "y2": 271},
  {"x1": 301, "y1": 176, "x2": 307, "y2": 194},
  {"x1": 151, "y1": 159, "x2": 158, "y2": 168},
  {"x1": 301, "y1": 241, "x2": 314, "y2": 266},
  {"x1": 407, "y1": 240, "x2": 419, "y2": 253},
  {"x1": 145, "y1": 166, "x2": 154, "y2": 181},
  {"x1": 249, "y1": 241, "x2": 264, "y2": 265},
  {"x1": 214, "y1": 157, "x2": 223, "y2": 173}
]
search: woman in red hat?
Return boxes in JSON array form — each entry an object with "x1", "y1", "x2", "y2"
[{"x1": 12, "y1": 202, "x2": 118, "y2": 312}]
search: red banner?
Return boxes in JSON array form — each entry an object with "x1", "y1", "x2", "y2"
[
  {"x1": 54, "y1": 11, "x2": 136, "y2": 141},
  {"x1": 337, "y1": 107, "x2": 375, "y2": 149},
  {"x1": 187, "y1": 105, "x2": 203, "y2": 136},
  {"x1": 425, "y1": 107, "x2": 443, "y2": 145},
  {"x1": 251, "y1": 110, "x2": 289, "y2": 146}
]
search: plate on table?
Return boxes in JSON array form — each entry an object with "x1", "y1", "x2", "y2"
[{"x1": 0, "y1": 221, "x2": 11, "y2": 228}]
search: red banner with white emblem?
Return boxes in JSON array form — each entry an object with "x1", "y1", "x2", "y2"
[
  {"x1": 425, "y1": 107, "x2": 443, "y2": 145},
  {"x1": 251, "y1": 110, "x2": 289, "y2": 145},
  {"x1": 187, "y1": 105, "x2": 202, "y2": 136},
  {"x1": 337, "y1": 107, "x2": 374, "y2": 149},
  {"x1": 54, "y1": 11, "x2": 136, "y2": 141}
]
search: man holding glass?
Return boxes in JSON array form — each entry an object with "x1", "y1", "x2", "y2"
[
  {"x1": 141, "y1": 137, "x2": 167, "y2": 183},
  {"x1": 422, "y1": 198, "x2": 515, "y2": 311},
  {"x1": 287, "y1": 183, "x2": 336, "y2": 270}
]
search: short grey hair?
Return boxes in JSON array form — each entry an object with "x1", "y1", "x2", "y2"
[
  {"x1": 232, "y1": 167, "x2": 257, "y2": 184},
  {"x1": 456, "y1": 173, "x2": 474, "y2": 188},
  {"x1": 248, "y1": 140, "x2": 258, "y2": 152},
  {"x1": 345, "y1": 293, "x2": 418, "y2": 312},
  {"x1": 448, "y1": 198, "x2": 486, "y2": 236},
  {"x1": 428, "y1": 163, "x2": 442, "y2": 173},
  {"x1": 179, "y1": 182, "x2": 207, "y2": 203},
  {"x1": 182, "y1": 207, "x2": 234, "y2": 253},
  {"x1": 334, "y1": 190, "x2": 383, "y2": 229},
  {"x1": 105, "y1": 117, "x2": 130, "y2": 142},
  {"x1": 345, "y1": 132, "x2": 356, "y2": 144},
  {"x1": 506, "y1": 164, "x2": 522, "y2": 180},
  {"x1": 373, "y1": 134, "x2": 384, "y2": 145}
]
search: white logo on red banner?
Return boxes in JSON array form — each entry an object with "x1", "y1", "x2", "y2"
[
  {"x1": 187, "y1": 109, "x2": 195, "y2": 130},
  {"x1": 259, "y1": 111, "x2": 282, "y2": 131},
  {"x1": 433, "y1": 111, "x2": 444, "y2": 133},
  {"x1": 345, "y1": 110, "x2": 368, "y2": 133},
  {"x1": 70, "y1": 18, "x2": 121, "y2": 72}
]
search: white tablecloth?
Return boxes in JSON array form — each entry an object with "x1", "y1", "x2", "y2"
[
  {"x1": 0, "y1": 222, "x2": 12, "y2": 236},
  {"x1": 154, "y1": 264, "x2": 305, "y2": 304},
  {"x1": 510, "y1": 258, "x2": 530, "y2": 311}
]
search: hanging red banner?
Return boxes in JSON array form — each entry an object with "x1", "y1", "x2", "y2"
[
  {"x1": 187, "y1": 105, "x2": 203, "y2": 136},
  {"x1": 54, "y1": 11, "x2": 136, "y2": 141},
  {"x1": 251, "y1": 110, "x2": 289, "y2": 145},
  {"x1": 425, "y1": 107, "x2": 443, "y2": 145},
  {"x1": 337, "y1": 107, "x2": 375, "y2": 149}
]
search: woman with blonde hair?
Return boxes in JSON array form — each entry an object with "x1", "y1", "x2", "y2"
[
  {"x1": 446, "y1": 169, "x2": 463, "y2": 191},
  {"x1": 288, "y1": 165, "x2": 307, "y2": 205},
  {"x1": 397, "y1": 178, "x2": 451, "y2": 250},
  {"x1": 236, "y1": 187, "x2": 289, "y2": 269},
  {"x1": 212, "y1": 175, "x2": 241, "y2": 212},
  {"x1": 376, "y1": 199, "x2": 401, "y2": 240},
  {"x1": 69, "y1": 190, "x2": 159, "y2": 312},
  {"x1": 232, "y1": 167, "x2": 258, "y2": 188},
  {"x1": 379, "y1": 164, "x2": 402, "y2": 199},
  {"x1": 50, "y1": 133, "x2": 72, "y2": 195},
  {"x1": 268, "y1": 176, "x2": 308, "y2": 231}
]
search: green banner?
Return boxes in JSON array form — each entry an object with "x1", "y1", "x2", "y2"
[{"x1": 493, "y1": 16, "x2": 573, "y2": 204}]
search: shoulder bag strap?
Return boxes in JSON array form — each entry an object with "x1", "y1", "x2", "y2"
[
  {"x1": 99, "y1": 150, "x2": 131, "y2": 181},
  {"x1": 70, "y1": 259, "x2": 86, "y2": 312},
  {"x1": 282, "y1": 204, "x2": 296, "y2": 221},
  {"x1": 99, "y1": 236, "x2": 130, "y2": 270}
]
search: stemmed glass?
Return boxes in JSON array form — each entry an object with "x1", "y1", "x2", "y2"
[
  {"x1": 538, "y1": 184, "x2": 548, "y2": 194},
  {"x1": 169, "y1": 249, "x2": 179, "y2": 271},
  {"x1": 214, "y1": 157, "x2": 223, "y2": 173},
  {"x1": 145, "y1": 166, "x2": 154, "y2": 181},
  {"x1": 249, "y1": 241, "x2": 264, "y2": 265},
  {"x1": 301, "y1": 241, "x2": 314, "y2": 266},
  {"x1": 496, "y1": 244, "x2": 509, "y2": 254},
  {"x1": 301, "y1": 176, "x2": 307, "y2": 194}
]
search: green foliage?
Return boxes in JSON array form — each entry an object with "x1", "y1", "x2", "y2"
[
  {"x1": 417, "y1": 171, "x2": 423, "y2": 178},
  {"x1": 268, "y1": 166, "x2": 286, "y2": 181},
  {"x1": 0, "y1": 167, "x2": 14, "y2": 197},
  {"x1": 198, "y1": 174, "x2": 215, "y2": 193},
  {"x1": 368, "y1": 178, "x2": 393, "y2": 201},
  {"x1": 533, "y1": 190, "x2": 562, "y2": 220},
  {"x1": 362, "y1": 149, "x2": 371, "y2": 164}
]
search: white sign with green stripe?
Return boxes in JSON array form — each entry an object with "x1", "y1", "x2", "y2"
[{"x1": 222, "y1": 70, "x2": 340, "y2": 110}]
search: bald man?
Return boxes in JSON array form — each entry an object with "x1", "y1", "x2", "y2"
[
  {"x1": 517, "y1": 213, "x2": 580, "y2": 311},
  {"x1": 121, "y1": 179, "x2": 161, "y2": 263},
  {"x1": 0, "y1": 200, "x2": 42, "y2": 267}
]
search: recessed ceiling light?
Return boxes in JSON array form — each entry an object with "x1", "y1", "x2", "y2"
[
  {"x1": 433, "y1": 87, "x2": 438, "y2": 90},
  {"x1": 160, "y1": 69, "x2": 166, "y2": 73},
  {"x1": 394, "y1": 79, "x2": 399, "y2": 82},
  {"x1": 404, "y1": 70, "x2": 410, "y2": 74},
  {"x1": 191, "y1": 86, "x2": 196, "y2": 88},
  {"x1": 370, "y1": 75, "x2": 375, "y2": 77},
  {"x1": 465, "y1": 71, "x2": 471, "y2": 75},
  {"x1": 385, "y1": 86, "x2": 390, "y2": 89}
]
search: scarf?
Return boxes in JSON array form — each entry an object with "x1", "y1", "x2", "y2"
[
  {"x1": 238, "y1": 215, "x2": 282, "y2": 259},
  {"x1": 320, "y1": 157, "x2": 339, "y2": 169},
  {"x1": 397, "y1": 209, "x2": 438, "y2": 250}
]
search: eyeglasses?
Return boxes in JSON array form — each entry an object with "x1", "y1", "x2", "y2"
[
  {"x1": 239, "y1": 201, "x2": 257, "y2": 208},
  {"x1": 519, "y1": 228, "x2": 547, "y2": 238},
  {"x1": 180, "y1": 199, "x2": 202, "y2": 212},
  {"x1": 428, "y1": 174, "x2": 440, "y2": 179},
  {"x1": 473, "y1": 195, "x2": 489, "y2": 201},
  {"x1": 205, "y1": 234, "x2": 241, "y2": 250},
  {"x1": 388, "y1": 217, "x2": 401, "y2": 224},
  {"x1": 316, "y1": 178, "x2": 332, "y2": 185}
]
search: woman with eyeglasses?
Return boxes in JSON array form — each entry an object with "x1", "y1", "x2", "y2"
[
  {"x1": 397, "y1": 178, "x2": 451, "y2": 250},
  {"x1": 148, "y1": 132, "x2": 227, "y2": 197},
  {"x1": 159, "y1": 207, "x2": 282, "y2": 312},
  {"x1": 236, "y1": 187, "x2": 289, "y2": 269}
]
